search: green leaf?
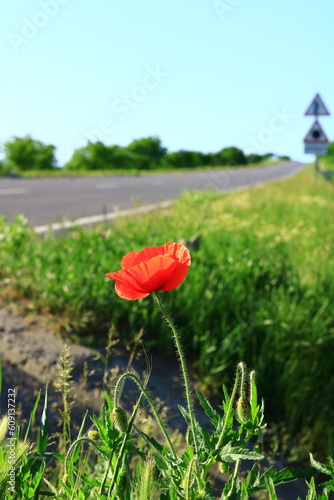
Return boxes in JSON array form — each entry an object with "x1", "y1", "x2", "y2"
[
  {"x1": 75, "y1": 472, "x2": 100, "y2": 487},
  {"x1": 245, "y1": 463, "x2": 261, "y2": 489},
  {"x1": 37, "y1": 384, "x2": 49, "y2": 454},
  {"x1": 77, "y1": 410, "x2": 89, "y2": 439},
  {"x1": 178, "y1": 405, "x2": 191, "y2": 426},
  {"x1": 310, "y1": 452, "x2": 333, "y2": 475},
  {"x1": 52, "y1": 452, "x2": 65, "y2": 462},
  {"x1": 250, "y1": 377, "x2": 258, "y2": 420},
  {"x1": 24, "y1": 389, "x2": 41, "y2": 442},
  {"x1": 154, "y1": 454, "x2": 169, "y2": 472},
  {"x1": 265, "y1": 477, "x2": 277, "y2": 500},
  {"x1": 319, "y1": 479, "x2": 334, "y2": 489},
  {"x1": 249, "y1": 466, "x2": 317, "y2": 494},
  {"x1": 28, "y1": 460, "x2": 45, "y2": 494},
  {"x1": 195, "y1": 389, "x2": 220, "y2": 427},
  {"x1": 222, "y1": 385, "x2": 231, "y2": 407},
  {"x1": 134, "y1": 426, "x2": 165, "y2": 455},
  {"x1": 305, "y1": 477, "x2": 316, "y2": 500},
  {"x1": 273, "y1": 467, "x2": 317, "y2": 484},
  {"x1": 220, "y1": 445, "x2": 263, "y2": 463},
  {"x1": 43, "y1": 477, "x2": 58, "y2": 494},
  {"x1": 104, "y1": 390, "x2": 113, "y2": 414}
]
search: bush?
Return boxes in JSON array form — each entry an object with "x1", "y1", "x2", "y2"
[
  {"x1": 161, "y1": 150, "x2": 206, "y2": 169},
  {"x1": 3, "y1": 136, "x2": 56, "y2": 171},
  {"x1": 217, "y1": 146, "x2": 247, "y2": 166},
  {"x1": 64, "y1": 142, "x2": 132, "y2": 171},
  {"x1": 64, "y1": 137, "x2": 167, "y2": 171},
  {"x1": 126, "y1": 136, "x2": 167, "y2": 169}
]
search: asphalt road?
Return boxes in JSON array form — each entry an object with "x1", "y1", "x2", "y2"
[{"x1": 0, "y1": 161, "x2": 304, "y2": 227}]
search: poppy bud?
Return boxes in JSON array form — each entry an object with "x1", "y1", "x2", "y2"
[
  {"x1": 237, "y1": 396, "x2": 251, "y2": 422},
  {"x1": 112, "y1": 407, "x2": 128, "y2": 433},
  {"x1": 87, "y1": 430, "x2": 100, "y2": 441}
]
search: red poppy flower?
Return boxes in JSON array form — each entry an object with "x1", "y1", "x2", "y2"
[{"x1": 105, "y1": 242, "x2": 191, "y2": 300}]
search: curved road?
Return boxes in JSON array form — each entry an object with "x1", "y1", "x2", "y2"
[{"x1": 0, "y1": 161, "x2": 304, "y2": 227}]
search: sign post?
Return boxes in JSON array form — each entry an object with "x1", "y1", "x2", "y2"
[{"x1": 303, "y1": 93, "x2": 330, "y2": 182}]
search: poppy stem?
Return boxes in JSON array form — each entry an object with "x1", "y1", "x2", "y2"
[
  {"x1": 153, "y1": 291, "x2": 199, "y2": 457},
  {"x1": 113, "y1": 371, "x2": 177, "y2": 458}
]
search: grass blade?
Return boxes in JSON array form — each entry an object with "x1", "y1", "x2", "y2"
[
  {"x1": 24, "y1": 389, "x2": 41, "y2": 442},
  {"x1": 37, "y1": 384, "x2": 49, "y2": 454}
]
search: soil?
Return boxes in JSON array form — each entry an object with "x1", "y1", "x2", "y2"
[{"x1": 0, "y1": 302, "x2": 309, "y2": 499}]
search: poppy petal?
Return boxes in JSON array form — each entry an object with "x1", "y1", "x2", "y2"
[
  {"x1": 125, "y1": 255, "x2": 179, "y2": 292},
  {"x1": 120, "y1": 251, "x2": 140, "y2": 269},
  {"x1": 142, "y1": 256, "x2": 180, "y2": 291},
  {"x1": 115, "y1": 281, "x2": 150, "y2": 300},
  {"x1": 106, "y1": 269, "x2": 148, "y2": 294},
  {"x1": 127, "y1": 242, "x2": 191, "y2": 268},
  {"x1": 161, "y1": 242, "x2": 191, "y2": 266},
  {"x1": 126, "y1": 246, "x2": 165, "y2": 267},
  {"x1": 160, "y1": 262, "x2": 190, "y2": 291},
  {"x1": 106, "y1": 242, "x2": 191, "y2": 300}
]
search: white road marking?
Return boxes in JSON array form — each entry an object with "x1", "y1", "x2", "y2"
[
  {"x1": 95, "y1": 183, "x2": 119, "y2": 189},
  {"x1": 33, "y1": 200, "x2": 174, "y2": 235},
  {"x1": 0, "y1": 188, "x2": 27, "y2": 195}
]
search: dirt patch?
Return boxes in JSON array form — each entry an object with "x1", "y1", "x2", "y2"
[{"x1": 1, "y1": 301, "x2": 214, "y2": 437}]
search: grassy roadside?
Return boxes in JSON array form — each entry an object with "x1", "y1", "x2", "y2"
[
  {"x1": 0, "y1": 164, "x2": 333, "y2": 460},
  {"x1": 1, "y1": 159, "x2": 283, "y2": 178},
  {"x1": 319, "y1": 156, "x2": 334, "y2": 174}
]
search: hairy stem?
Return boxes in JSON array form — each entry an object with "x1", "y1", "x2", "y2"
[
  {"x1": 216, "y1": 363, "x2": 242, "y2": 450},
  {"x1": 105, "y1": 392, "x2": 144, "y2": 496},
  {"x1": 113, "y1": 371, "x2": 176, "y2": 458},
  {"x1": 153, "y1": 291, "x2": 199, "y2": 457},
  {"x1": 239, "y1": 361, "x2": 247, "y2": 400},
  {"x1": 64, "y1": 437, "x2": 103, "y2": 484}
]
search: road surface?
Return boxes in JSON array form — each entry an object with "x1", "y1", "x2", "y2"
[{"x1": 0, "y1": 161, "x2": 304, "y2": 227}]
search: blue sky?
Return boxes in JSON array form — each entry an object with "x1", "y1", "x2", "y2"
[{"x1": 1, "y1": 0, "x2": 333, "y2": 166}]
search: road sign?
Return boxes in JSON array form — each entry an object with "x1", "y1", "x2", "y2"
[
  {"x1": 304, "y1": 119, "x2": 329, "y2": 156},
  {"x1": 304, "y1": 143, "x2": 328, "y2": 155},
  {"x1": 305, "y1": 93, "x2": 330, "y2": 116},
  {"x1": 304, "y1": 120, "x2": 329, "y2": 144}
]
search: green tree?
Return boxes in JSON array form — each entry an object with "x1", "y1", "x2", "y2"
[
  {"x1": 68, "y1": 142, "x2": 105, "y2": 170},
  {"x1": 247, "y1": 153, "x2": 264, "y2": 164},
  {"x1": 162, "y1": 150, "x2": 205, "y2": 169},
  {"x1": 64, "y1": 142, "x2": 134, "y2": 171},
  {"x1": 126, "y1": 136, "x2": 167, "y2": 169},
  {"x1": 4, "y1": 136, "x2": 56, "y2": 171},
  {"x1": 217, "y1": 146, "x2": 247, "y2": 166}
]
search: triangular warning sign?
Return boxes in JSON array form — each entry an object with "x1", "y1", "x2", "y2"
[
  {"x1": 305, "y1": 93, "x2": 330, "y2": 116},
  {"x1": 304, "y1": 120, "x2": 329, "y2": 143}
]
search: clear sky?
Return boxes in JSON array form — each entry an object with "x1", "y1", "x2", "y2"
[{"x1": 1, "y1": 0, "x2": 333, "y2": 166}]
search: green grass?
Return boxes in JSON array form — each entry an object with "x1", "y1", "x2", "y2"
[
  {"x1": 0, "y1": 165, "x2": 333, "y2": 460},
  {"x1": 2, "y1": 353, "x2": 331, "y2": 499},
  {"x1": 319, "y1": 156, "x2": 334, "y2": 176}
]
